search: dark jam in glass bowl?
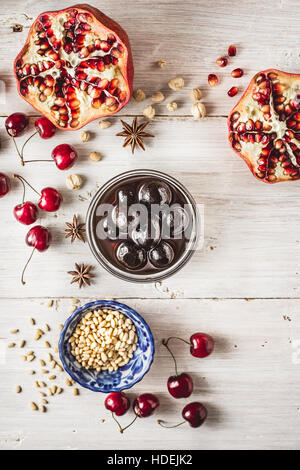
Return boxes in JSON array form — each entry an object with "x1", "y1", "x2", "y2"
[{"x1": 86, "y1": 170, "x2": 199, "y2": 283}]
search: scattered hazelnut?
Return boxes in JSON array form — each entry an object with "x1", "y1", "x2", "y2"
[
  {"x1": 167, "y1": 101, "x2": 178, "y2": 112},
  {"x1": 143, "y1": 105, "x2": 155, "y2": 119},
  {"x1": 190, "y1": 88, "x2": 203, "y2": 101},
  {"x1": 98, "y1": 120, "x2": 111, "y2": 129},
  {"x1": 66, "y1": 174, "x2": 82, "y2": 190},
  {"x1": 151, "y1": 91, "x2": 165, "y2": 103},
  {"x1": 133, "y1": 88, "x2": 146, "y2": 103},
  {"x1": 157, "y1": 60, "x2": 167, "y2": 68},
  {"x1": 80, "y1": 131, "x2": 90, "y2": 143},
  {"x1": 89, "y1": 151, "x2": 102, "y2": 162},
  {"x1": 191, "y1": 102, "x2": 206, "y2": 120},
  {"x1": 168, "y1": 77, "x2": 184, "y2": 91}
]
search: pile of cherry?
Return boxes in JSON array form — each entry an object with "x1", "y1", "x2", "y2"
[
  {"x1": 1, "y1": 112, "x2": 79, "y2": 284},
  {"x1": 104, "y1": 332, "x2": 214, "y2": 432}
]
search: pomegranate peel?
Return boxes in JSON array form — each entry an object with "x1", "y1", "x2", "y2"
[
  {"x1": 228, "y1": 69, "x2": 300, "y2": 183},
  {"x1": 14, "y1": 4, "x2": 134, "y2": 130}
]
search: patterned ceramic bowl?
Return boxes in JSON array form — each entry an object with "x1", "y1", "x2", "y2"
[{"x1": 59, "y1": 300, "x2": 155, "y2": 393}]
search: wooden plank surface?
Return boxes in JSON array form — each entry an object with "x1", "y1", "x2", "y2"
[{"x1": 1, "y1": 0, "x2": 300, "y2": 451}]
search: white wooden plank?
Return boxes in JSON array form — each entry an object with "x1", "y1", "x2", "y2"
[
  {"x1": 1, "y1": 0, "x2": 300, "y2": 117},
  {"x1": 0, "y1": 297, "x2": 300, "y2": 450}
]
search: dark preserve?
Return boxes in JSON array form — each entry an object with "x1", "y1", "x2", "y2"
[{"x1": 92, "y1": 176, "x2": 193, "y2": 275}]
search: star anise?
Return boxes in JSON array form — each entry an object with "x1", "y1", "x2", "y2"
[
  {"x1": 65, "y1": 215, "x2": 85, "y2": 243},
  {"x1": 68, "y1": 263, "x2": 94, "y2": 288},
  {"x1": 116, "y1": 117, "x2": 154, "y2": 154}
]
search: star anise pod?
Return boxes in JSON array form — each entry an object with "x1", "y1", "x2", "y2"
[
  {"x1": 68, "y1": 263, "x2": 93, "y2": 288},
  {"x1": 65, "y1": 215, "x2": 85, "y2": 243},
  {"x1": 116, "y1": 117, "x2": 154, "y2": 154}
]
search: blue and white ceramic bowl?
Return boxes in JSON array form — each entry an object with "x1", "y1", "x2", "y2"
[{"x1": 59, "y1": 300, "x2": 155, "y2": 393}]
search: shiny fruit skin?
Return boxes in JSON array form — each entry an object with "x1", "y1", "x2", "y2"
[
  {"x1": 167, "y1": 373, "x2": 193, "y2": 399},
  {"x1": 38, "y1": 187, "x2": 62, "y2": 212},
  {"x1": 5, "y1": 112, "x2": 29, "y2": 137},
  {"x1": 14, "y1": 202, "x2": 38, "y2": 225},
  {"x1": 133, "y1": 393, "x2": 160, "y2": 417},
  {"x1": 190, "y1": 333, "x2": 214, "y2": 358},
  {"x1": 52, "y1": 144, "x2": 78, "y2": 170},
  {"x1": 35, "y1": 117, "x2": 56, "y2": 139},
  {"x1": 105, "y1": 392, "x2": 130, "y2": 416},
  {"x1": 182, "y1": 402, "x2": 207, "y2": 428},
  {"x1": 0, "y1": 173, "x2": 10, "y2": 197},
  {"x1": 26, "y1": 225, "x2": 51, "y2": 251}
]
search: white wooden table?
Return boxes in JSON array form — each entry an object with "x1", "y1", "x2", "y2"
[{"x1": 1, "y1": 0, "x2": 300, "y2": 450}]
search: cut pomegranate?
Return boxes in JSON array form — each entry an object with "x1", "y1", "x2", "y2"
[
  {"x1": 216, "y1": 57, "x2": 228, "y2": 67},
  {"x1": 208, "y1": 74, "x2": 219, "y2": 87},
  {"x1": 228, "y1": 45, "x2": 236, "y2": 57},
  {"x1": 228, "y1": 86, "x2": 238, "y2": 97},
  {"x1": 14, "y1": 5, "x2": 134, "y2": 130},
  {"x1": 228, "y1": 69, "x2": 300, "y2": 183}
]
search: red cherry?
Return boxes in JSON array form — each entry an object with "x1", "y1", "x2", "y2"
[
  {"x1": 0, "y1": 173, "x2": 10, "y2": 197},
  {"x1": 38, "y1": 187, "x2": 62, "y2": 212},
  {"x1": 182, "y1": 402, "x2": 207, "y2": 428},
  {"x1": 14, "y1": 202, "x2": 38, "y2": 225},
  {"x1": 35, "y1": 117, "x2": 56, "y2": 139},
  {"x1": 5, "y1": 113, "x2": 29, "y2": 137},
  {"x1": 190, "y1": 333, "x2": 214, "y2": 358},
  {"x1": 105, "y1": 392, "x2": 130, "y2": 416},
  {"x1": 22, "y1": 225, "x2": 51, "y2": 285},
  {"x1": 167, "y1": 373, "x2": 193, "y2": 399},
  {"x1": 133, "y1": 393, "x2": 160, "y2": 418},
  {"x1": 52, "y1": 144, "x2": 78, "y2": 170}
]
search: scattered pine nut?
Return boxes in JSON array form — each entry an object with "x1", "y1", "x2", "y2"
[
  {"x1": 27, "y1": 370, "x2": 35, "y2": 375},
  {"x1": 50, "y1": 360, "x2": 56, "y2": 369},
  {"x1": 56, "y1": 387, "x2": 63, "y2": 395},
  {"x1": 49, "y1": 388, "x2": 54, "y2": 396},
  {"x1": 73, "y1": 388, "x2": 79, "y2": 396},
  {"x1": 47, "y1": 300, "x2": 53, "y2": 308},
  {"x1": 19, "y1": 340, "x2": 26, "y2": 348},
  {"x1": 65, "y1": 378, "x2": 73, "y2": 387},
  {"x1": 8, "y1": 343, "x2": 16, "y2": 348},
  {"x1": 39, "y1": 405, "x2": 47, "y2": 413},
  {"x1": 40, "y1": 381, "x2": 46, "y2": 387},
  {"x1": 35, "y1": 381, "x2": 40, "y2": 388},
  {"x1": 41, "y1": 369, "x2": 49, "y2": 374},
  {"x1": 39, "y1": 391, "x2": 47, "y2": 397},
  {"x1": 47, "y1": 353, "x2": 53, "y2": 362},
  {"x1": 44, "y1": 341, "x2": 51, "y2": 348},
  {"x1": 30, "y1": 402, "x2": 38, "y2": 411},
  {"x1": 49, "y1": 375, "x2": 56, "y2": 380},
  {"x1": 52, "y1": 385, "x2": 57, "y2": 394},
  {"x1": 21, "y1": 355, "x2": 27, "y2": 361},
  {"x1": 39, "y1": 359, "x2": 46, "y2": 367},
  {"x1": 41, "y1": 399, "x2": 48, "y2": 404},
  {"x1": 45, "y1": 324, "x2": 50, "y2": 332},
  {"x1": 15, "y1": 385, "x2": 22, "y2": 393},
  {"x1": 56, "y1": 364, "x2": 63, "y2": 372},
  {"x1": 10, "y1": 329, "x2": 19, "y2": 334},
  {"x1": 30, "y1": 318, "x2": 35, "y2": 325},
  {"x1": 27, "y1": 354, "x2": 35, "y2": 362}
]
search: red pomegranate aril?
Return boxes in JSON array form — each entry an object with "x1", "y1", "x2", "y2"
[
  {"x1": 228, "y1": 44, "x2": 237, "y2": 56},
  {"x1": 228, "y1": 86, "x2": 238, "y2": 97},
  {"x1": 231, "y1": 68, "x2": 243, "y2": 78},
  {"x1": 216, "y1": 56, "x2": 228, "y2": 67},
  {"x1": 208, "y1": 73, "x2": 219, "y2": 87}
]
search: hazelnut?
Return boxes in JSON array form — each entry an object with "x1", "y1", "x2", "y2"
[
  {"x1": 98, "y1": 120, "x2": 111, "y2": 130},
  {"x1": 80, "y1": 131, "x2": 90, "y2": 143},
  {"x1": 168, "y1": 77, "x2": 184, "y2": 91},
  {"x1": 143, "y1": 105, "x2": 155, "y2": 119},
  {"x1": 151, "y1": 91, "x2": 165, "y2": 103},
  {"x1": 133, "y1": 88, "x2": 146, "y2": 103},
  {"x1": 166, "y1": 101, "x2": 178, "y2": 112},
  {"x1": 89, "y1": 151, "x2": 102, "y2": 162},
  {"x1": 191, "y1": 102, "x2": 206, "y2": 120},
  {"x1": 66, "y1": 174, "x2": 82, "y2": 190},
  {"x1": 157, "y1": 60, "x2": 167, "y2": 68},
  {"x1": 190, "y1": 88, "x2": 203, "y2": 101}
]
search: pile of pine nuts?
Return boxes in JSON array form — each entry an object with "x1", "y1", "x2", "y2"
[{"x1": 69, "y1": 308, "x2": 138, "y2": 372}]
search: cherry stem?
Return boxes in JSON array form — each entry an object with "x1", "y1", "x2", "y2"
[
  {"x1": 13, "y1": 174, "x2": 41, "y2": 197},
  {"x1": 162, "y1": 338, "x2": 179, "y2": 376},
  {"x1": 157, "y1": 419, "x2": 186, "y2": 429},
  {"x1": 111, "y1": 412, "x2": 138, "y2": 434},
  {"x1": 21, "y1": 247, "x2": 36, "y2": 285},
  {"x1": 12, "y1": 136, "x2": 24, "y2": 166},
  {"x1": 21, "y1": 130, "x2": 38, "y2": 158},
  {"x1": 18, "y1": 176, "x2": 26, "y2": 205},
  {"x1": 22, "y1": 160, "x2": 53, "y2": 164}
]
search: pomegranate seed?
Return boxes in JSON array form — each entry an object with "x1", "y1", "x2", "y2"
[
  {"x1": 216, "y1": 57, "x2": 228, "y2": 67},
  {"x1": 228, "y1": 45, "x2": 236, "y2": 56},
  {"x1": 208, "y1": 74, "x2": 219, "y2": 87},
  {"x1": 228, "y1": 86, "x2": 238, "y2": 97},
  {"x1": 231, "y1": 68, "x2": 244, "y2": 78}
]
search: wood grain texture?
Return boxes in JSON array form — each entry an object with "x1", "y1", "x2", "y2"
[{"x1": 1, "y1": 0, "x2": 300, "y2": 451}]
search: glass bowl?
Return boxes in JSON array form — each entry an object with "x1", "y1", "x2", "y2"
[
  {"x1": 59, "y1": 300, "x2": 155, "y2": 393},
  {"x1": 86, "y1": 169, "x2": 200, "y2": 283}
]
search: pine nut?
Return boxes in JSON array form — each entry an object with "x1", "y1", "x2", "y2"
[
  {"x1": 15, "y1": 385, "x2": 22, "y2": 393},
  {"x1": 10, "y1": 329, "x2": 19, "y2": 334},
  {"x1": 30, "y1": 402, "x2": 38, "y2": 411},
  {"x1": 73, "y1": 388, "x2": 79, "y2": 396},
  {"x1": 8, "y1": 343, "x2": 15, "y2": 348}
]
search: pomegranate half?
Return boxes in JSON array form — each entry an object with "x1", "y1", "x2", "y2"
[
  {"x1": 228, "y1": 70, "x2": 300, "y2": 183},
  {"x1": 14, "y1": 4, "x2": 134, "y2": 130}
]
